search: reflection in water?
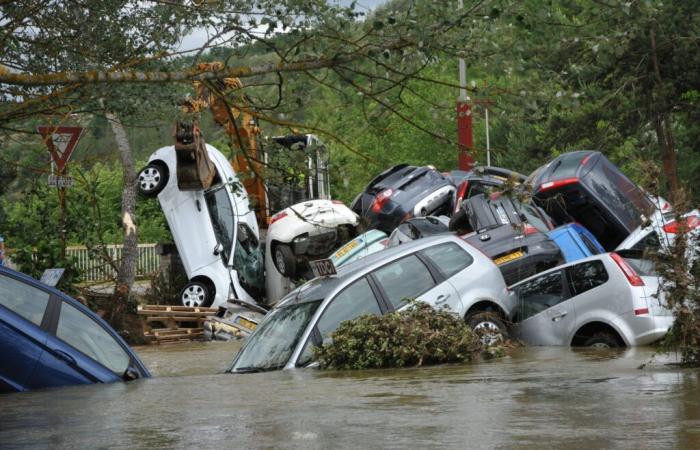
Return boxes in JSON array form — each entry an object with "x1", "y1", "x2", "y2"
[{"x1": 0, "y1": 344, "x2": 699, "y2": 449}]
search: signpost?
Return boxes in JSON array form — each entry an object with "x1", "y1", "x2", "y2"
[{"x1": 37, "y1": 125, "x2": 83, "y2": 259}]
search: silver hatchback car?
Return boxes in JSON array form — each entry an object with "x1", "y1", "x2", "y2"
[
  {"x1": 510, "y1": 252, "x2": 673, "y2": 348},
  {"x1": 228, "y1": 235, "x2": 512, "y2": 372}
]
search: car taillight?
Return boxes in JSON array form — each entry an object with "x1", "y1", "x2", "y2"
[
  {"x1": 454, "y1": 181, "x2": 469, "y2": 213},
  {"x1": 379, "y1": 239, "x2": 389, "y2": 246},
  {"x1": 523, "y1": 224, "x2": 538, "y2": 235},
  {"x1": 370, "y1": 189, "x2": 393, "y2": 214},
  {"x1": 662, "y1": 215, "x2": 700, "y2": 234},
  {"x1": 634, "y1": 307, "x2": 650, "y2": 316},
  {"x1": 539, "y1": 177, "x2": 579, "y2": 192},
  {"x1": 610, "y1": 252, "x2": 645, "y2": 286},
  {"x1": 270, "y1": 211, "x2": 288, "y2": 225},
  {"x1": 581, "y1": 154, "x2": 592, "y2": 165},
  {"x1": 332, "y1": 200, "x2": 344, "y2": 205}
]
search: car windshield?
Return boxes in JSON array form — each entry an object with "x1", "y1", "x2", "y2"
[
  {"x1": 230, "y1": 300, "x2": 321, "y2": 372},
  {"x1": 205, "y1": 185, "x2": 236, "y2": 263}
]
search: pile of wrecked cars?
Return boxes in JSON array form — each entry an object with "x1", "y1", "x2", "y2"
[{"x1": 222, "y1": 149, "x2": 699, "y2": 373}]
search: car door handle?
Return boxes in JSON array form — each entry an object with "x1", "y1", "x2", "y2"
[
  {"x1": 551, "y1": 312, "x2": 568, "y2": 322},
  {"x1": 436, "y1": 294, "x2": 451, "y2": 304},
  {"x1": 53, "y1": 349, "x2": 77, "y2": 366}
]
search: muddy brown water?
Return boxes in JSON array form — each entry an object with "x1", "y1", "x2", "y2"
[{"x1": 1, "y1": 342, "x2": 699, "y2": 449}]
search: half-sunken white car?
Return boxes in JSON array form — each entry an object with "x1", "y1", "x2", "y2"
[
  {"x1": 138, "y1": 144, "x2": 264, "y2": 308},
  {"x1": 509, "y1": 252, "x2": 672, "y2": 348}
]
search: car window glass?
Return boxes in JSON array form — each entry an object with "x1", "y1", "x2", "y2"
[
  {"x1": 57, "y1": 302, "x2": 130, "y2": 375},
  {"x1": 515, "y1": 271, "x2": 565, "y2": 321},
  {"x1": 374, "y1": 255, "x2": 435, "y2": 309},
  {"x1": 422, "y1": 242, "x2": 473, "y2": 278},
  {"x1": 0, "y1": 274, "x2": 49, "y2": 326},
  {"x1": 630, "y1": 231, "x2": 661, "y2": 253},
  {"x1": 205, "y1": 186, "x2": 235, "y2": 262},
  {"x1": 580, "y1": 233, "x2": 603, "y2": 255},
  {"x1": 567, "y1": 260, "x2": 609, "y2": 296},
  {"x1": 317, "y1": 277, "x2": 381, "y2": 343},
  {"x1": 520, "y1": 203, "x2": 551, "y2": 232}
]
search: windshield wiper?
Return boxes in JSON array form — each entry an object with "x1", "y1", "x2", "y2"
[{"x1": 231, "y1": 364, "x2": 284, "y2": 374}]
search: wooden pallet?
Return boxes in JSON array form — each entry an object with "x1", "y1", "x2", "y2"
[{"x1": 138, "y1": 305, "x2": 217, "y2": 344}]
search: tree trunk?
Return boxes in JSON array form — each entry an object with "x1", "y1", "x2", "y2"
[
  {"x1": 105, "y1": 108, "x2": 138, "y2": 325},
  {"x1": 650, "y1": 27, "x2": 679, "y2": 201}
]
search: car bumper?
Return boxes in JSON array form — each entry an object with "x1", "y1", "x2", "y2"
[{"x1": 621, "y1": 312, "x2": 673, "y2": 346}]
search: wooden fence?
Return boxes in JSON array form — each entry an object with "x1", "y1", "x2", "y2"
[{"x1": 66, "y1": 243, "x2": 160, "y2": 282}]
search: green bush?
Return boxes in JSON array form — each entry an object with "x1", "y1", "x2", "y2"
[{"x1": 315, "y1": 302, "x2": 482, "y2": 370}]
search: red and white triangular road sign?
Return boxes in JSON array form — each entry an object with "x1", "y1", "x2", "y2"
[{"x1": 37, "y1": 126, "x2": 84, "y2": 173}]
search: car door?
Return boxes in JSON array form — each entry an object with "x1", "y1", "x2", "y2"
[
  {"x1": 27, "y1": 299, "x2": 133, "y2": 389},
  {"x1": 512, "y1": 269, "x2": 576, "y2": 345},
  {"x1": 370, "y1": 253, "x2": 459, "y2": 312},
  {"x1": 295, "y1": 276, "x2": 385, "y2": 366},
  {"x1": 419, "y1": 242, "x2": 474, "y2": 314},
  {"x1": 0, "y1": 272, "x2": 52, "y2": 393}
]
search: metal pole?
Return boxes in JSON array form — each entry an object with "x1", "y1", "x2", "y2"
[
  {"x1": 456, "y1": 0, "x2": 474, "y2": 170},
  {"x1": 485, "y1": 105, "x2": 491, "y2": 167},
  {"x1": 458, "y1": 0, "x2": 467, "y2": 101}
]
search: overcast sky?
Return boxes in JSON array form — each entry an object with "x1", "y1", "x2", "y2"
[{"x1": 177, "y1": 0, "x2": 388, "y2": 53}]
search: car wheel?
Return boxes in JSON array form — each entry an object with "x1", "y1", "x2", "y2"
[
  {"x1": 467, "y1": 312, "x2": 508, "y2": 347},
  {"x1": 181, "y1": 281, "x2": 211, "y2": 308},
  {"x1": 138, "y1": 163, "x2": 168, "y2": 197},
  {"x1": 273, "y1": 244, "x2": 297, "y2": 278},
  {"x1": 583, "y1": 332, "x2": 622, "y2": 349}
]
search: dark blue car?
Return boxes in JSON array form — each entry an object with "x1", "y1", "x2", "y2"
[
  {"x1": 547, "y1": 223, "x2": 605, "y2": 263},
  {"x1": 0, "y1": 267, "x2": 150, "y2": 393}
]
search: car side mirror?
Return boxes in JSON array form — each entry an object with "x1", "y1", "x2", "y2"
[
  {"x1": 213, "y1": 243, "x2": 224, "y2": 256},
  {"x1": 123, "y1": 366, "x2": 140, "y2": 381}
]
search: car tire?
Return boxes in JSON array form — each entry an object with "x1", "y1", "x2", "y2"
[
  {"x1": 138, "y1": 162, "x2": 169, "y2": 197},
  {"x1": 467, "y1": 311, "x2": 508, "y2": 347},
  {"x1": 583, "y1": 332, "x2": 622, "y2": 349},
  {"x1": 273, "y1": 243, "x2": 296, "y2": 278},
  {"x1": 180, "y1": 281, "x2": 212, "y2": 308}
]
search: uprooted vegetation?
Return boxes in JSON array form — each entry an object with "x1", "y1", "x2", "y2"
[{"x1": 315, "y1": 302, "x2": 500, "y2": 370}]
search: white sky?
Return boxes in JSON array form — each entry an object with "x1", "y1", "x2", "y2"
[{"x1": 177, "y1": 0, "x2": 387, "y2": 53}]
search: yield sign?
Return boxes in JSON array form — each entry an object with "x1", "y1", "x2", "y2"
[{"x1": 37, "y1": 126, "x2": 84, "y2": 173}]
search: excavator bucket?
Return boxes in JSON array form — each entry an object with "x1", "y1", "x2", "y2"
[{"x1": 173, "y1": 122, "x2": 216, "y2": 191}]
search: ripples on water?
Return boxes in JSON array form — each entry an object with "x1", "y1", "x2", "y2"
[{"x1": 1, "y1": 343, "x2": 698, "y2": 449}]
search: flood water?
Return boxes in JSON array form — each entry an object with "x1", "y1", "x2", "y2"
[{"x1": 1, "y1": 342, "x2": 699, "y2": 449}]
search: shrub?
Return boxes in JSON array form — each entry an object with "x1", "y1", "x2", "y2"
[{"x1": 315, "y1": 302, "x2": 482, "y2": 370}]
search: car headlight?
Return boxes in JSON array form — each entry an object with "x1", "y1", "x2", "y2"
[{"x1": 293, "y1": 234, "x2": 310, "y2": 254}]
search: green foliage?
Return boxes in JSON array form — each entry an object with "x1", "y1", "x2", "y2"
[
  {"x1": 315, "y1": 302, "x2": 482, "y2": 370},
  {"x1": 653, "y1": 194, "x2": 700, "y2": 366}
]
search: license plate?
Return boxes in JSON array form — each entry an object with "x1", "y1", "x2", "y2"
[
  {"x1": 333, "y1": 239, "x2": 360, "y2": 259},
  {"x1": 494, "y1": 251, "x2": 524, "y2": 265},
  {"x1": 233, "y1": 316, "x2": 258, "y2": 331},
  {"x1": 311, "y1": 258, "x2": 337, "y2": 277}
]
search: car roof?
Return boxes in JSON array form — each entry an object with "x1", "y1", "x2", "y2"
[
  {"x1": 279, "y1": 234, "x2": 466, "y2": 306},
  {"x1": 526, "y1": 150, "x2": 599, "y2": 185}
]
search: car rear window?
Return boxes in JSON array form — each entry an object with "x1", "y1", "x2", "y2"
[
  {"x1": 584, "y1": 159, "x2": 653, "y2": 231},
  {"x1": 549, "y1": 152, "x2": 590, "y2": 179},
  {"x1": 421, "y1": 242, "x2": 474, "y2": 278}
]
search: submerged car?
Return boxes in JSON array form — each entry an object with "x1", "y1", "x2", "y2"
[
  {"x1": 265, "y1": 199, "x2": 360, "y2": 303},
  {"x1": 509, "y1": 252, "x2": 672, "y2": 348},
  {"x1": 0, "y1": 267, "x2": 150, "y2": 393},
  {"x1": 527, "y1": 151, "x2": 654, "y2": 251},
  {"x1": 351, "y1": 164, "x2": 455, "y2": 234},
  {"x1": 228, "y1": 235, "x2": 513, "y2": 372},
  {"x1": 139, "y1": 144, "x2": 264, "y2": 308},
  {"x1": 548, "y1": 223, "x2": 605, "y2": 263},
  {"x1": 329, "y1": 229, "x2": 388, "y2": 268},
  {"x1": 451, "y1": 193, "x2": 562, "y2": 285}
]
